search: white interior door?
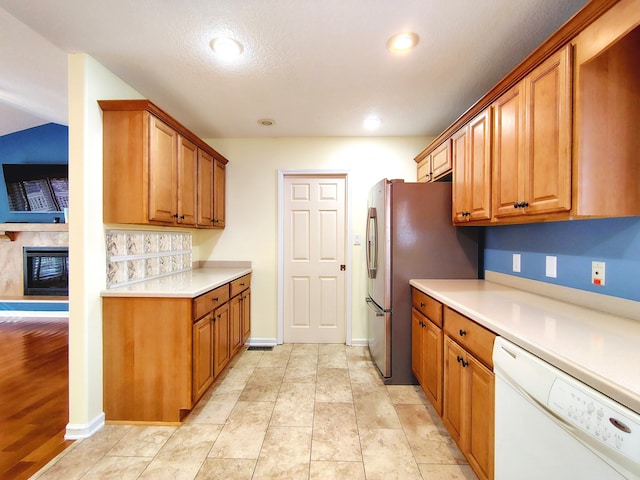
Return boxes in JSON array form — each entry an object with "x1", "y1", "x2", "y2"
[{"x1": 283, "y1": 175, "x2": 346, "y2": 344}]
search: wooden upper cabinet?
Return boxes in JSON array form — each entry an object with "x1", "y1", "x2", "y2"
[
  {"x1": 100, "y1": 99, "x2": 229, "y2": 228},
  {"x1": 525, "y1": 45, "x2": 572, "y2": 215},
  {"x1": 417, "y1": 157, "x2": 430, "y2": 183},
  {"x1": 493, "y1": 45, "x2": 572, "y2": 221},
  {"x1": 213, "y1": 159, "x2": 226, "y2": 228},
  {"x1": 148, "y1": 116, "x2": 178, "y2": 224},
  {"x1": 197, "y1": 149, "x2": 214, "y2": 227},
  {"x1": 415, "y1": 139, "x2": 451, "y2": 183},
  {"x1": 572, "y1": 0, "x2": 640, "y2": 218},
  {"x1": 453, "y1": 108, "x2": 492, "y2": 224},
  {"x1": 177, "y1": 136, "x2": 198, "y2": 226},
  {"x1": 492, "y1": 82, "x2": 526, "y2": 219},
  {"x1": 431, "y1": 140, "x2": 452, "y2": 180}
]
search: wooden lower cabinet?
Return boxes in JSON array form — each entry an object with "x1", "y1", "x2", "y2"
[
  {"x1": 213, "y1": 302, "x2": 231, "y2": 377},
  {"x1": 193, "y1": 312, "x2": 214, "y2": 401},
  {"x1": 412, "y1": 307, "x2": 443, "y2": 414},
  {"x1": 241, "y1": 288, "x2": 251, "y2": 343},
  {"x1": 443, "y1": 337, "x2": 494, "y2": 480},
  {"x1": 412, "y1": 289, "x2": 495, "y2": 480},
  {"x1": 103, "y1": 274, "x2": 251, "y2": 423}
]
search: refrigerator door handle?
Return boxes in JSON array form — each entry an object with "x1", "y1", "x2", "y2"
[
  {"x1": 366, "y1": 207, "x2": 378, "y2": 278},
  {"x1": 366, "y1": 297, "x2": 385, "y2": 316}
]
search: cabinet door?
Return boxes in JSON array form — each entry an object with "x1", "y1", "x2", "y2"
[
  {"x1": 524, "y1": 44, "x2": 572, "y2": 215},
  {"x1": 467, "y1": 109, "x2": 492, "y2": 222},
  {"x1": 431, "y1": 139, "x2": 452, "y2": 180},
  {"x1": 213, "y1": 302, "x2": 230, "y2": 377},
  {"x1": 230, "y1": 294, "x2": 243, "y2": 357},
  {"x1": 417, "y1": 156, "x2": 430, "y2": 182},
  {"x1": 452, "y1": 126, "x2": 469, "y2": 223},
  {"x1": 411, "y1": 308, "x2": 425, "y2": 386},
  {"x1": 493, "y1": 82, "x2": 526, "y2": 219},
  {"x1": 148, "y1": 116, "x2": 178, "y2": 223},
  {"x1": 452, "y1": 109, "x2": 491, "y2": 223},
  {"x1": 443, "y1": 336, "x2": 466, "y2": 445},
  {"x1": 241, "y1": 288, "x2": 251, "y2": 343},
  {"x1": 424, "y1": 319, "x2": 443, "y2": 416},
  {"x1": 213, "y1": 159, "x2": 226, "y2": 228},
  {"x1": 177, "y1": 136, "x2": 198, "y2": 225},
  {"x1": 197, "y1": 149, "x2": 214, "y2": 227},
  {"x1": 467, "y1": 355, "x2": 495, "y2": 480},
  {"x1": 193, "y1": 313, "x2": 214, "y2": 402}
]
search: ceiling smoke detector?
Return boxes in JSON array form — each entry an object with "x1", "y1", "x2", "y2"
[{"x1": 258, "y1": 118, "x2": 275, "y2": 126}]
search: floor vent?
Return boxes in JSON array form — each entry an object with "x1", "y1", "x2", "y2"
[{"x1": 247, "y1": 346, "x2": 274, "y2": 351}]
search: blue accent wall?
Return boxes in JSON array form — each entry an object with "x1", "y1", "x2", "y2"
[
  {"x1": 0, "y1": 123, "x2": 69, "y2": 223},
  {"x1": 484, "y1": 217, "x2": 640, "y2": 302}
]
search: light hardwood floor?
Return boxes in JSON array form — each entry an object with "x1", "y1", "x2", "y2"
[
  {"x1": 32, "y1": 344, "x2": 477, "y2": 480},
  {"x1": 0, "y1": 316, "x2": 72, "y2": 480}
]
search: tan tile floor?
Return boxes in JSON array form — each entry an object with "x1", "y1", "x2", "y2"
[{"x1": 32, "y1": 344, "x2": 477, "y2": 480}]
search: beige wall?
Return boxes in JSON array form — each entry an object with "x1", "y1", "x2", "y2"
[
  {"x1": 194, "y1": 137, "x2": 433, "y2": 344},
  {"x1": 67, "y1": 54, "x2": 143, "y2": 437}
]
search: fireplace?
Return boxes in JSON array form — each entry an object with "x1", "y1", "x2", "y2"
[{"x1": 23, "y1": 247, "x2": 69, "y2": 296}]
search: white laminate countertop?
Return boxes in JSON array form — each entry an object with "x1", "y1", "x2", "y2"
[
  {"x1": 410, "y1": 278, "x2": 640, "y2": 415},
  {"x1": 101, "y1": 267, "x2": 252, "y2": 298}
]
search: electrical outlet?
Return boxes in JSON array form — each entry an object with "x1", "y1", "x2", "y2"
[
  {"x1": 545, "y1": 256, "x2": 557, "y2": 278},
  {"x1": 512, "y1": 253, "x2": 521, "y2": 273},
  {"x1": 353, "y1": 234, "x2": 361, "y2": 246},
  {"x1": 592, "y1": 261, "x2": 605, "y2": 286}
]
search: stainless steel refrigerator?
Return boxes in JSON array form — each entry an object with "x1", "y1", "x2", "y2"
[{"x1": 365, "y1": 179, "x2": 480, "y2": 384}]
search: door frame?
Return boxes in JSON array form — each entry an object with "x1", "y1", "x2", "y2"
[{"x1": 277, "y1": 169, "x2": 352, "y2": 345}]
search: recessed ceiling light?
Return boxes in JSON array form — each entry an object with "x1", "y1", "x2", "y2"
[
  {"x1": 363, "y1": 114, "x2": 381, "y2": 131},
  {"x1": 387, "y1": 32, "x2": 419, "y2": 54},
  {"x1": 210, "y1": 37, "x2": 244, "y2": 58},
  {"x1": 258, "y1": 118, "x2": 275, "y2": 126}
]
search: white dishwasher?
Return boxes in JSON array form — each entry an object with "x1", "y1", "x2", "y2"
[{"x1": 493, "y1": 337, "x2": 640, "y2": 479}]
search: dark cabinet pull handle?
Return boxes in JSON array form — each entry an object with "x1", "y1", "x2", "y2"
[
  {"x1": 456, "y1": 355, "x2": 463, "y2": 363},
  {"x1": 459, "y1": 329, "x2": 466, "y2": 336},
  {"x1": 180, "y1": 215, "x2": 185, "y2": 220},
  {"x1": 213, "y1": 297, "x2": 219, "y2": 302},
  {"x1": 513, "y1": 202, "x2": 519, "y2": 209},
  {"x1": 420, "y1": 302, "x2": 425, "y2": 308},
  {"x1": 462, "y1": 359, "x2": 469, "y2": 367},
  {"x1": 240, "y1": 282, "x2": 245, "y2": 286},
  {"x1": 173, "y1": 213, "x2": 179, "y2": 218}
]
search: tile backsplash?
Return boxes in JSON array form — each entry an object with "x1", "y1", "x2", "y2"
[{"x1": 106, "y1": 230, "x2": 192, "y2": 288}]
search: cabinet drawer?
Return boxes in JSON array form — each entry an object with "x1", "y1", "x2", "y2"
[
  {"x1": 193, "y1": 284, "x2": 229, "y2": 320},
  {"x1": 412, "y1": 288, "x2": 443, "y2": 327},
  {"x1": 444, "y1": 306, "x2": 496, "y2": 368},
  {"x1": 230, "y1": 274, "x2": 251, "y2": 298}
]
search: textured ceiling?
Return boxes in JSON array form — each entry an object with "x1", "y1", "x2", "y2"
[{"x1": 0, "y1": 0, "x2": 589, "y2": 138}]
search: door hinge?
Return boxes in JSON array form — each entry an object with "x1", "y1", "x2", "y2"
[{"x1": 340, "y1": 264, "x2": 346, "y2": 271}]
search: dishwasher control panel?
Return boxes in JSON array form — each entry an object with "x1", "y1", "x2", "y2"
[{"x1": 548, "y1": 377, "x2": 640, "y2": 463}]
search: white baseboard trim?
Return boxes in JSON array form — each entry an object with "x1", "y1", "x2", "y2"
[
  {"x1": 65, "y1": 412, "x2": 105, "y2": 440},
  {"x1": 350, "y1": 338, "x2": 368, "y2": 347},
  {"x1": 246, "y1": 338, "x2": 278, "y2": 347}
]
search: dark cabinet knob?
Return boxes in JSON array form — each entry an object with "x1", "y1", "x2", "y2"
[{"x1": 459, "y1": 329, "x2": 467, "y2": 336}]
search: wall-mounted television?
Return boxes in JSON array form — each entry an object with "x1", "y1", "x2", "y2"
[{"x1": 2, "y1": 164, "x2": 68, "y2": 213}]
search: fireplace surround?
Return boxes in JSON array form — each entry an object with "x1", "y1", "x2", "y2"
[{"x1": 23, "y1": 246, "x2": 69, "y2": 296}]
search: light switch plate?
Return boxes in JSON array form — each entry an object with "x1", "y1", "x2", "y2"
[
  {"x1": 512, "y1": 253, "x2": 521, "y2": 273},
  {"x1": 545, "y1": 256, "x2": 557, "y2": 278}
]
